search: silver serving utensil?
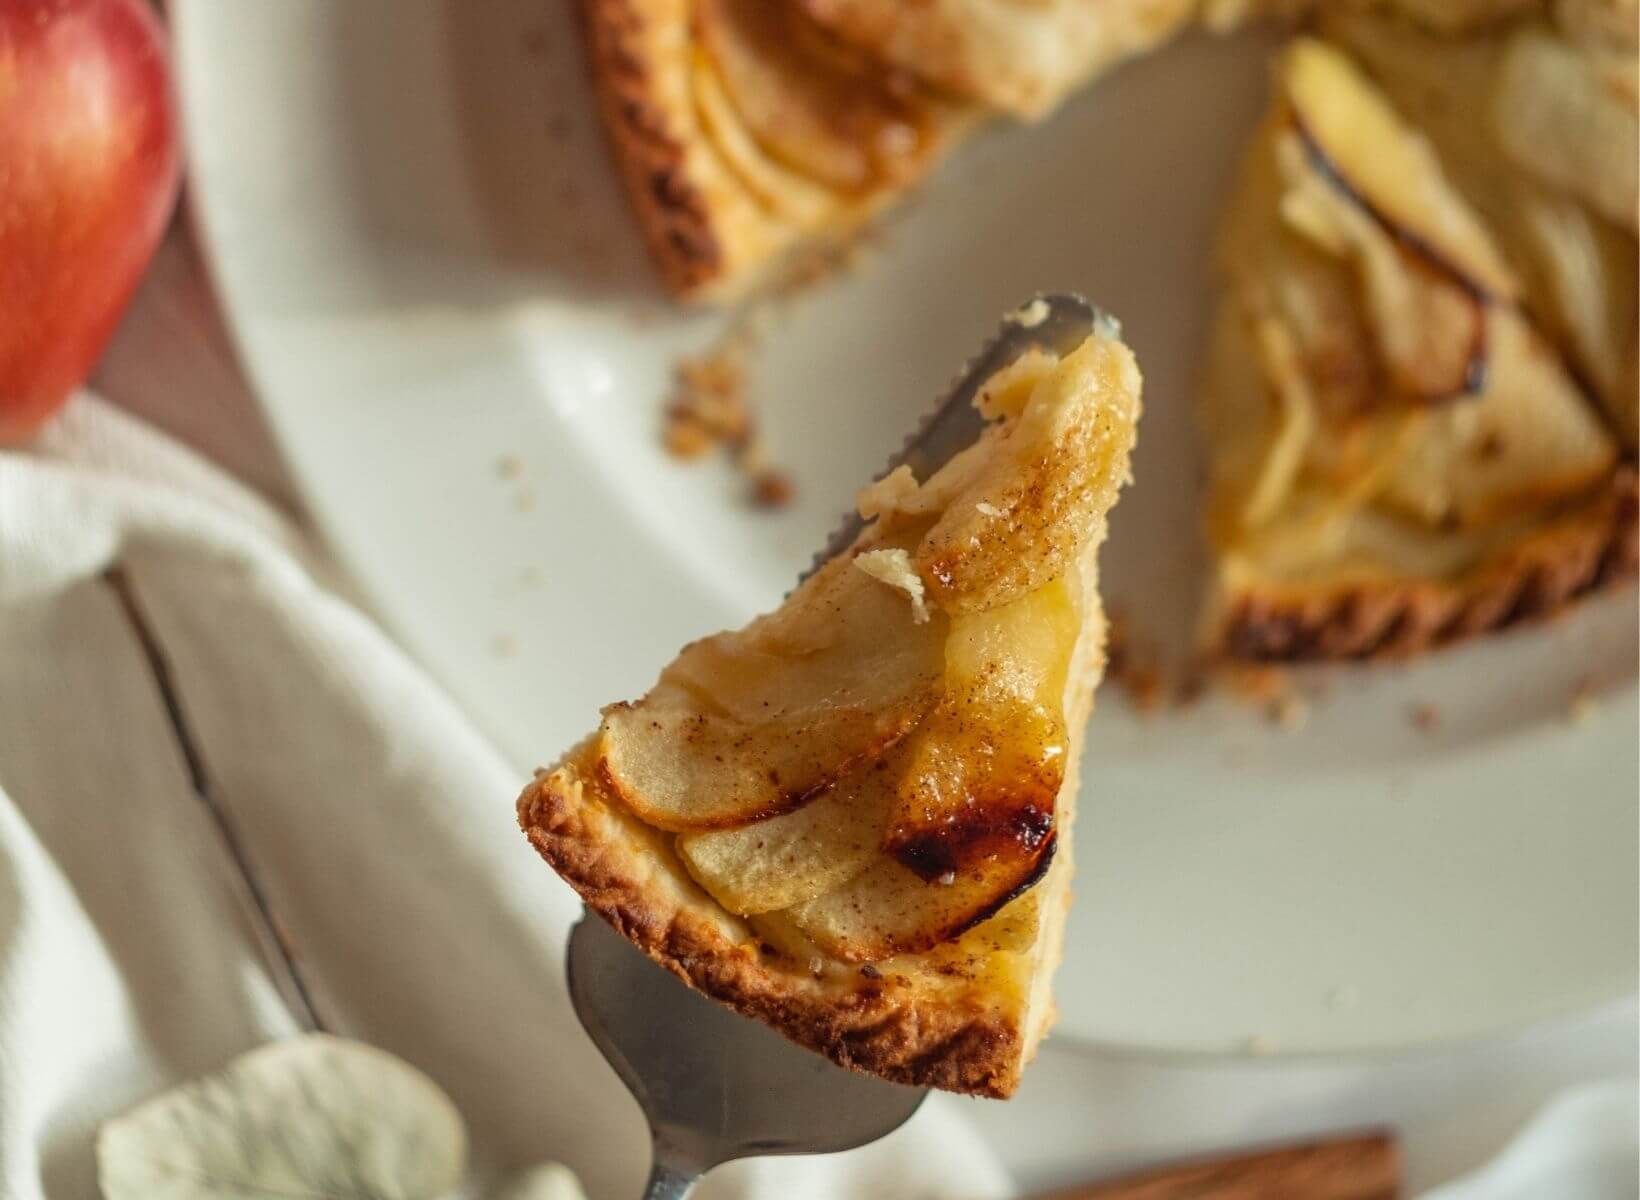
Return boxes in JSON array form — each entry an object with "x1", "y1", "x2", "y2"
[
  {"x1": 567, "y1": 915, "x2": 924, "y2": 1199},
  {"x1": 567, "y1": 294, "x2": 1104, "y2": 1200}
]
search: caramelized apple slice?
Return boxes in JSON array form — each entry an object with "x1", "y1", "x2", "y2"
[
  {"x1": 1379, "y1": 306, "x2": 1619, "y2": 526},
  {"x1": 696, "y1": 0, "x2": 944, "y2": 195},
  {"x1": 1278, "y1": 41, "x2": 1525, "y2": 403},
  {"x1": 777, "y1": 835, "x2": 1056, "y2": 963},
  {"x1": 772, "y1": 578, "x2": 1073, "y2": 961},
  {"x1": 1281, "y1": 154, "x2": 1487, "y2": 403},
  {"x1": 677, "y1": 756, "x2": 895, "y2": 914},
  {"x1": 1283, "y1": 40, "x2": 1518, "y2": 303},
  {"x1": 917, "y1": 335, "x2": 1141, "y2": 613},
  {"x1": 884, "y1": 579, "x2": 1074, "y2": 870},
  {"x1": 599, "y1": 550, "x2": 943, "y2": 831}
]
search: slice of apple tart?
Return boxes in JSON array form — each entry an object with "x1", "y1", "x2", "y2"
[
  {"x1": 1203, "y1": 38, "x2": 1635, "y2": 660},
  {"x1": 580, "y1": 0, "x2": 972, "y2": 302},
  {"x1": 518, "y1": 320, "x2": 1140, "y2": 1096}
]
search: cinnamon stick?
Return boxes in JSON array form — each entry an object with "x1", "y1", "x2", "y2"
[{"x1": 1032, "y1": 1131, "x2": 1399, "y2": 1200}]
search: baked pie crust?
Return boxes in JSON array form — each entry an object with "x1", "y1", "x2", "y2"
[
  {"x1": 579, "y1": 0, "x2": 970, "y2": 301},
  {"x1": 519, "y1": 325, "x2": 1140, "y2": 1096}
]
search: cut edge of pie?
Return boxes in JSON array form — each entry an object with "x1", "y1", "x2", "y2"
[
  {"x1": 1211, "y1": 465, "x2": 1638, "y2": 660},
  {"x1": 1199, "y1": 32, "x2": 1637, "y2": 662},
  {"x1": 519, "y1": 324, "x2": 1141, "y2": 1096}
]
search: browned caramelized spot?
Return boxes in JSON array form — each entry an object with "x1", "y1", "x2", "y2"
[
  {"x1": 948, "y1": 833, "x2": 1058, "y2": 942},
  {"x1": 888, "y1": 801, "x2": 1054, "y2": 882},
  {"x1": 881, "y1": 696, "x2": 1064, "y2": 882},
  {"x1": 696, "y1": 0, "x2": 938, "y2": 194}
]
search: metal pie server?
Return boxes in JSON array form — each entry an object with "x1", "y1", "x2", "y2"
[{"x1": 566, "y1": 294, "x2": 1104, "y2": 1200}]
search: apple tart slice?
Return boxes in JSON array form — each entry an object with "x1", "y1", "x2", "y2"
[
  {"x1": 581, "y1": 0, "x2": 972, "y2": 301},
  {"x1": 1203, "y1": 38, "x2": 1635, "y2": 661},
  {"x1": 519, "y1": 321, "x2": 1140, "y2": 1096}
]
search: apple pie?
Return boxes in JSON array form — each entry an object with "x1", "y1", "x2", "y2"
[
  {"x1": 1202, "y1": 29, "x2": 1636, "y2": 660},
  {"x1": 582, "y1": 0, "x2": 1637, "y2": 661},
  {"x1": 518, "y1": 320, "x2": 1141, "y2": 1095}
]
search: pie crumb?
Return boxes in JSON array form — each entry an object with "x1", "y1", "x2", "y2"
[
  {"x1": 496, "y1": 454, "x2": 523, "y2": 480},
  {"x1": 858, "y1": 466, "x2": 921, "y2": 520},
  {"x1": 1226, "y1": 664, "x2": 1290, "y2": 705},
  {"x1": 1569, "y1": 677, "x2": 1600, "y2": 725},
  {"x1": 1105, "y1": 611, "x2": 1169, "y2": 714},
  {"x1": 665, "y1": 342, "x2": 751, "y2": 456},
  {"x1": 854, "y1": 548, "x2": 931, "y2": 623},
  {"x1": 1269, "y1": 693, "x2": 1308, "y2": 731},
  {"x1": 1244, "y1": 1034, "x2": 1279, "y2": 1055},
  {"x1": 663, "y1": 308, "x2": 795, "y2": 508},
  {"x1": 1408, "y1": 703, "x2": 1441, "y2": 733},
  {"x1": 1010, "y1": 298, "x2": 1051, "y2": 328},
  {"x1": 751, "y1": 469, "x2": 795, "y2": 509}
]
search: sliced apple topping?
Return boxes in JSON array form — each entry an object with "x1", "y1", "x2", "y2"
[
  {"x1": 885, "y1": 578, "x2": 1076, "y2": 876},
  {"x1": 764, "y1": 577, "x2": 1075, "y2": 961},
  {"x1": 1377, "y1": 307, "x2": 1618, "y2": 527},
  {"x1": 1255, "y1": 38, "x2": 1619, "y2": 529},
  {"x1": 591, "y1": 324, "x2": 1139, "y2": 968},
  {"x1": 917, "y1": 334, "x2": 1141, "y2": 614},
  {"x1": 695, "y1": 0, "x2": 947, "y2": 197},
  {"x1": 1491, "y1": 28, "x2": 1638, "y2": 233},
  {"x1": 775, "y1": 842, "x2": 1059, "y2": 963},
  {"x1": 1278, "y1": 40, "x2": 1523, "y2": 404},
  {"x1": 678, "y1": 755, "x2": 897, "y2": 914},
  {"x1": 598, "y1": 548, "x2": 945, "y2": 831},
  {"x1": 1282, "y1": 39, "x2": 1519, "y2": 303}
]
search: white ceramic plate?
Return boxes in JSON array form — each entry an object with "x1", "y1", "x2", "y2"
[{"x1": 172, "y1": 0, "x2": 1638, "y2": 1056}]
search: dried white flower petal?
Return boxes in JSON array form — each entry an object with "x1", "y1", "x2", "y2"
[
  {"x1": 492, "y1": 1163, "x2": 589, "y2": 1200},
  {"x1": 97, "y1": 1034, "x2": 466, "y2": 1200}
]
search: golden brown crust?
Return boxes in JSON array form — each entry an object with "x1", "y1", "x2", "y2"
[
  {"x1": 1216, "y1": 466, "x2": 1639, "y2": 660},
  {"x1": 518, "y1": 751, "x2": 1027, "y2": 1096},
  {"x1": 579, "y1": 0, "x2": 727, "y2": 296},
  {"x1": 579, "y1": 0, "x2": 966, "y2": 301}
]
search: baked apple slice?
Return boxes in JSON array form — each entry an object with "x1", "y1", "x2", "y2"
[
  {"x1": 1321, "y1": 6, "x2": 1639, "y2": 448},
  {"x1": 598, "y1": 546, "x2": 945, "y2": 831},
  {"x1": 798, "y1": 0, "x2": 1198, "y2": 120},
  {"x1": 519, "y1": 316, "x2": 1140, "y2": 1096},
  {"x1": 1203, "y1": 38, "x2": 1632, "y2": 660}
]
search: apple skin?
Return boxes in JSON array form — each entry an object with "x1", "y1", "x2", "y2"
[{"x1": 0, "y1": 0, "x2": 181, "y2": 442}]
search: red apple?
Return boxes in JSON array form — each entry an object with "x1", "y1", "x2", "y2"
[{"x1": 0, "y1": 0, "x2": 181, "y2": 442}]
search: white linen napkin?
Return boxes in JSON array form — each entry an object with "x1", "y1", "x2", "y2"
[
  {"x1": 0, "y1": 395, "x2": 1014, "y2": 1200},
  {"x1": 1419, "y1": 1080, "x2": 1638, "y2": 1200}
]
